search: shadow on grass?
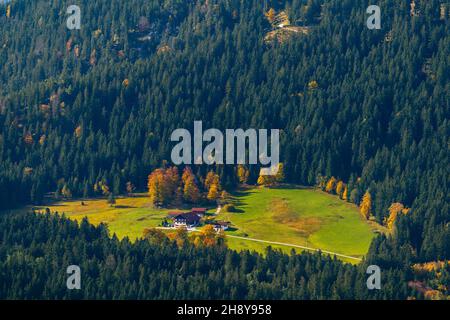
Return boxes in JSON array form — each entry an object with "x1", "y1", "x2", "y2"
[
  {"x1": 223, "y1": 208, "x2": 245, "y2": 213},
  {"x1": 229, "y1": 189, "x2": 256, "y2": 207},
  {"x1": 114, "y1": 205, "x2": 137, "y2": 209}
]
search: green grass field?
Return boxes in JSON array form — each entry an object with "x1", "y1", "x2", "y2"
[
  {"x1": 31, "y1": 196, "x2": 170, "y2": 240},
  {"x1": 219, "y1": 187, "x2": 385, "y2": 260},
  {"x1": 21, "y1": 187, "x2": 385, "y2": 262}
]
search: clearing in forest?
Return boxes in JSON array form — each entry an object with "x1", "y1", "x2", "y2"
[{"x1": 18, "y1": 187, "x2": 383, "y2": 262}]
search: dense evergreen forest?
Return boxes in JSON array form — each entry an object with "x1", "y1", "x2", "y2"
[
  {"x1": 0, "y1": 212, "x2": 418, "y2": 299},
  {"x1": 0, "y1": 0, "x2": 448, "y2": 299}
]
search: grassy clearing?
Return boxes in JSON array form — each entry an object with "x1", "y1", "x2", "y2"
[
  {"x1": 218, "y1": 187, "x2": 384, "y2": 260},
  {"x1": 30, "y1": 195, "x2": 170, "y2": 240},
  {"x1": 15, "y1": 187, "x2": 384, "y2": 262}
]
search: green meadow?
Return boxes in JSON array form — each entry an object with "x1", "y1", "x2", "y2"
[
  {"x1": 20, "y1": 187, "x2": 384, "y2": 262},
  {"x1": 219, "y1": 187, "x2": 385, "y2": 260}
]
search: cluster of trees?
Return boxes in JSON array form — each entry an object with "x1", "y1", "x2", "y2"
[
  {"x1": 256, "y1": 163, "x2": 285, "y2": 186},
  {"x1": 320, "y1": 175, "x2": 373, "y2": 219},
  {"x1": 0, "y1": 0, "x2": 448, "y2": 298},
  {"x1": 146, "y1": 162, "x2": 285, "y2": 208},
  {"x1": 144, "y1": 225, "x2": 225, "y2": 248},
  {"x1": 321, "y1": 174, "x2": 413, "y2": 231},
  {"x1": 386, "y1": 202, "x2": 410, "y2": 232},
  {"x1": 147, "y1": 166, "x2": 222, "y2": 206},
  {"x1": 0, "y1": 212, "x2": 418, "y2": 299}
]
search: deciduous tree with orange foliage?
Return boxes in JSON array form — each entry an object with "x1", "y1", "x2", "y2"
[
  {"x1": 147, "y1": 167, "x2": 180, "y2": 206},
  {"x1": 336, "y1": 181, "x2": 345, "y2": 198},
  {"x1": 148, "y1": 169, "x2": 168, "y2": 206},
  {"x1": 182, "y1": 167, "x2": 200, "y2": 203},
  {"x1": 360, "y1": 190, "x2": 372, "y2": 219},
  {"x1": 201, "y1": 224, "x2": 217, "y2": 247},
  {"x1": 205, "y1": 171, "x2": 220, "y2": 190},
  {"x1": 193, "y1": 225, "x2": 225, "y2": 247},
  {"x1": 325, "y1": 177, "x2": 337, "y2": 194},
  {"x1": 237, "y1": 165, "x2": 249, "y2": 184},
  {"x1": 169, "y1": 227, "x2": 188, "y2": 247},
  {"x1": 183, "y1": 177, "x2": 200, "y2": 203},
  {"x1": 265, "y1": 8, "x2": 276, "y2": 23},
  {"x1": 386, "y1": 202, "x2": 409, "y2": 231},
  {"x1": 143, "y1": 228, "x2": 168, "y2": 245},
  {"x1": 205, "y1": 171, "x2": 221, "y2": 202},
  {"x1": 207, "y1": 183, "x2": 219, "y2": 201},
  {"x1": 342, "y1": 186, "x2": 348, "y2": 201}
]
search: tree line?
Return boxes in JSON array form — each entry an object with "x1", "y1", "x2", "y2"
[{"x1": 0, "y1": 0, "x2": 448, "y2": 298}]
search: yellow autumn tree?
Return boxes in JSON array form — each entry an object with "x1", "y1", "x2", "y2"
[
  {"x1": 172, "y1": 227, "x2": 188, "y2": 247},
  {"x1": 220, "y1": 190, "x2": 232, "y2": 205},
  {"x1": 181, "y1": 167, "x2": 200, "y2": 203},
  {"x1": 148, "y1": 169, "x2": 165, "y2": 206},
  {"x1": 143, "y1": 228, "x2": 167, "y2": 245},
  {"x1": 360, "y1": 190, "x2": 372, "y2": 219},
  {"x1": 325, "y1": 176, "x2": 337, "y2": 194},
  {"x1": 75, "y1": 125, "x2": 82, "y2": 138},
  {"x1": 39, "y1": 135, "x2": 46, "y2": 145},
  {"x1": 207, "y1": 183, "x2": 219, "y2": 202},
  {"x1": 237, "y1": 165, "x2": 249, "y2": 184},
  {"x1": 336, "y1": 181, "x2": 345, "y2": 198},
  {"x1": 266, "y1": 8, "x2": 276, "y2": 23},
  {"x1": 308, "y1": 80, "x2": 319, "y2": 90},
  {"x1": 147, "y1": 167, "x2": 180, "y2": 206},
  {"x1": 257, "y1": 174, "x2": 274, "y2": 186},
  {"x1": 204, "y1": 171, "x2": 220, "y2": 190},
  {"x1": 182, "y1": 167, "x2": 194, "y2": 185},
  {"x1": 164, "y1": 166, "x2": 179, "y2": 198},
  {"x1": 275, "y1": 163, "x2": 285, "y2": 183},
  {"x1": 201, "y1": 224, "x2": 217, "y2": 247},
  {"x1": 257, "y1": 166, "x2": 279, "y2": 186},
  {"x1": 6, "y1": 5, "x2": 11, "y2": 18},
  {"x1": 184, "y1": 177, "x2": 200, "y2": 203},
  {"x1": 342, "y1": 186, "x2": 348, "y2": 201},
  {"x1": 101, "y1": 182, "x2": 110, "y2": 196},
  {"x1": 387, "y1": 202, "x2": 409, "y2": 231}
]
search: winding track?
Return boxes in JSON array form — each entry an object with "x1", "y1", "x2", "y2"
[
  {"x1": 156, "y1": 227, "x2": 362, "y2": 261},
  {"x1": 227, "y1": 235, "x2": 362, "y2": 261}
]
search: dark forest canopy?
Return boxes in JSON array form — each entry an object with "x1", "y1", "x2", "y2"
[
  {"x1": 0, "y1": 212, "x2": 417, "y2": 299},
  {"x1": 0, "y1": 0, "x2": 448, "y2": 299}
]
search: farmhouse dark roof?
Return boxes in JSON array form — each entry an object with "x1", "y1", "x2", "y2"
[
  {"x1": 167, "y1": 211, "x2": 182, "y2": 218},
  {"x1": 173, "y1": 212, "x2": 200, "y2": 224}
]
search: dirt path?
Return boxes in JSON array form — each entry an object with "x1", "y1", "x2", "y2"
[
  {"x1": 155, "y1": 227, "x2": 362, "y2": 261},
  {"x1": 226, "y1": 235, "x2": 362, "y2": 261}
]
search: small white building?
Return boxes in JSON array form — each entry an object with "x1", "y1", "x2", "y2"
[{"x1": 213, "y1": 221, "x2": 230, "y2": 232}]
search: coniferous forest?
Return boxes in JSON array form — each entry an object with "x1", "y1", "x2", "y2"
[{"x1": 0, "y1": 0, "x2": 449, "y2": 300}]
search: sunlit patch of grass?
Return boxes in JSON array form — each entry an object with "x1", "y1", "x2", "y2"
[{"x1": 12, "y1": 187, "x2": 384, "y2": 262}]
